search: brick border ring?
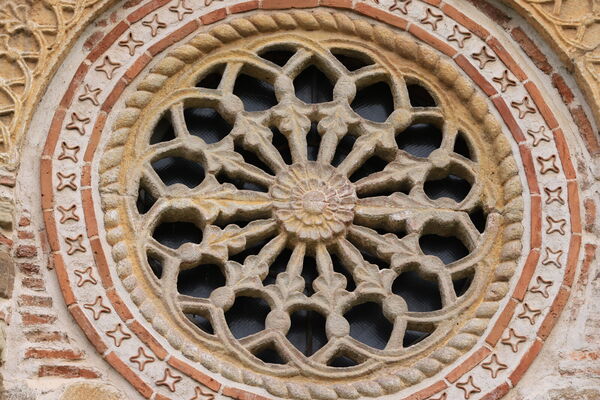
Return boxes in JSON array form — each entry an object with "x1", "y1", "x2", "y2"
[{"x1": 39, "y1": 1, "x2": 582, "y2": 400}]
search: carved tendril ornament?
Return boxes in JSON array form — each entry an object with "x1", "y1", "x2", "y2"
[{"x1": 98, "y1": 12, "x2": 523, "y2": 398}]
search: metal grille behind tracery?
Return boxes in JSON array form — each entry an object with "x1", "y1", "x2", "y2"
[{"x1": 131, "y1": 39, "x2": 497, "y2": 372}]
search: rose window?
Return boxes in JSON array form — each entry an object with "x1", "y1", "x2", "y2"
[{"x1": 114, "y1": 30, "x2": 515, "y2": 386}]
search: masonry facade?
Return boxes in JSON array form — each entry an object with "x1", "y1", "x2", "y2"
[{"x1": 0, "y1": 1, "x2": 599, "y2": 399}]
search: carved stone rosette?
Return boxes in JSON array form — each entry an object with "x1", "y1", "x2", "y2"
[{"x1": 38, "y1": 1, "x2": 583, "y2": 400}]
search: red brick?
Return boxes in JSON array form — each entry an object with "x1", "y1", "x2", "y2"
[
  {"x1": 404, "y1": 380, "x2": 448, "y2": 400},
  {"x1": 87, "y1": 21, "x2": 130, "y2": 63},
  {"x1": 486, "y1": 298, "x2": 517, "y2": 346},
  {"x1": 101, "y1": 77, "x2": 129, "y2": 113},
  {"x1": 69, "y1": 305, "x2": 109, "y2": 355},
  {"x1": 81, "y1": 189, "x2": 99, "y2": 239},
  {"x1": 59, "y1": 63, "x2": 90, "y2": 109},
  {"x1": 0, "y1": 233, "x2": 12, "y2": 248},
  {"x1": 104, "y1": 351, "x2": 153, "y2": 399},
  {"x1": 262, "y1": 0, "x2": 318, "y2": 9},
  {"x1": 128, "y1": 320, "x2": 168, "y2": 360},
  {"x1": 441, "y1": 3, "x2": 489, "y2": 39},
  {"x1": 18, "y1": 231, "x2": 34, "y2": 240},
  {"x1": 564, "y1": 234, "x2": 583, "y2": 288},
  {"x1": 25, "y1": 330, "x2": 69, "y2": 343},
  {"x1": 445, "y1": 347, "x2": 491, "y2": 383},
  {"x1": 40, "y1": 158, "x2": 54, "y2": 211},
  {"x1": 22, "y1": 277, "x2": 44, "y2": 290},
  {"x1": 409, "y1": 24, "x2": 457, "y2": 58},
  {"x1": 513, "y1": 249, "x2": 540, "y2": 301},
  {"x1": 124, "y1": 52, "x2": 152, "y2": 84},
  {"x1": 354, "y1": 3, "x2": 408, "y2": 30},
  {"x1": 466, "y1": 0, "x2": 511, "y2": 28},
  {"x1": 530, "y1": 195, "x2": 542, "y2": 249},
  {"x1": 107, "y1": 288, "x2": 134, "y2": 322},
  {"x1": 421, "y1": 0, "x2": 441, "y2": 5},
  {"x1": 552, "y1": 72, "x2": 575, "y2": 105},
  {"x1": 18, "y1": 263, "x2": 40, "y2": 275},
  {"x1": 16, "y1": 245, "x2": 37, "y2": 258},
  {"x1": 90, "y1": 237, "x2": 114, "y2": 289},
  {"x1": 228, "y1": 0, "x2": 260, "y2": 14},
  {"x1": 43, "y1": 210, "x2": 60, "y2": 253},
  {"x1": 567, "y1": 181, "x2": 582, "y2": 234},
  {"x1": 22, "y1": 313, "x2": 56, "y2": 326},
  {"x1": 200, "y1": 8, "x2": 227, "y2": 25},
  {"x1": 42, "y1": 108, "x2": 66, "y2": 158},
  {"x1": 518, "y1": 144, "x2": 540, "y2": 195},
  {"x1": 492, "y1": 97, "x2": 525, "y2": 143},
  {"x1": 538, "y1": 286, "x2": 570, "y2": 340},
  {"x1": 18, "y1": 216, "x2": 30, "y2": 227},
  {"x1": 319, "y1": 0, "x2": 352, "y2": 9},
  {"x1": 168, "y1": 357, "x2": 221, "y2": 392},
  {"x1": 585, "y1": 198, "x2": 596, "y2": 232},
  {"x1": 52, "y1": 253, "x2": 76, "y2": 306},
  {"x1": 511, "y1": 27, "x2": 553, "y2": 75},
  {"x1": 127, "y1": 0, "x2": 171, "y2": 23},
  {"x1": 509, "y1": 339, "x2": 543, "y2": 385},
  {"x1": 569, "y1": 105, "x2": 600, "y2": 155},
  {"x1": 524, "y1": 81, "x2": 559, "y2": 130},
  {"x1": 26, "y1": 348, "x2": 84, "y2": 360},
  {"x1": 148, "y1": 20, "x2": 199, "y2": 56},
  {"x1": 84, "y1": 111, "x2": 108, "y2": 162},
  {"x1": 38, "y1": 365, "x2": 101, "y2": 379},
  {"x1": 454, "y1": 54, "x2": 496, "y2": 96},
  {"x1": 486, "y1": 37, "x2": 527, "y2": 82},
  {"x1": 18, "y1": 295, "x2": 52, "y2": 308},
  {"x1": 481, "y1": 382, "x2": 510, "y2": 400},
  {"x1": 553, "y1": 129, "x2": 577, "y2": 180}
]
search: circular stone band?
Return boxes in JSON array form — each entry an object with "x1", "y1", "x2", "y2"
[{"x1": 39, "y1": 1, "x2": 581, "y2": 400}]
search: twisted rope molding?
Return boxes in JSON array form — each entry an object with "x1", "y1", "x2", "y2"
[{"x1": 96, "y1": 10, "x2": 523, "y2": 400}]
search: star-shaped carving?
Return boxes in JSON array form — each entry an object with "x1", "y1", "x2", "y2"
[
  {"x1": 530, "y1": 276, "x2": 553, "y2": 298},
  {"x1": 511, "y1": 96, "x2": 536, "y2": 119},
  {"x1": 142, "y1": 14, "x2": 167, "y2": 37},
  {"x1": 482, "y1": 354, "x2": 508, "y2": 378},
  {"x1": 129, "y1": 347, "x2": 155, "y2": 371},
  {"x1": 56, "y1": 172, "x2": 77, "y2": 191},
  {"x1": 456, "y1": 376, "x2": 481, "y2": 399},
  {"x1": 57, "y1": 204, "x2": 79, "y2": 223},
  {"x1": 106, "y1": 323, "x2": 131, "y2": 347},
  {"x1": 471, "y1": 46, "x2": 496, "y2": 69},
  {"x1": 74, "y1": 266, "x2": 97, "y2": 287},
  {"x1": 420, "y1": 8, "x2": 443, "y2": 30},
  {"x1": 501, "y1": 328, "x2": 527, "y2": 352},
  {"x1": 518, "y1": 303, "x2": 542, "y2": 325},
  {"x1": 544, "y1": 186, "x2": 564, "y2": 205},
  {"x1": 95, "y1": 55, "x2": 121, "y2": 80},
  {"x1": 546, "y1": 216, "x2": 566, "y2": 235},
  {"x1": 492, "y1": 70, "x2": 517, "y2": 92},
  {"x1": 190, "y1": 386, "x2": 215, "y2": 400},
  {"x1": 156, "y1": 368, "x2": 182, "y2": 392},
  {"x1": 118, "y1": 32, "x2": 144, "y2": 56},
  {"x1": 169, "y1": 0, "x2": 193, "y2": 21},
  {"x1": 428, "y1": 393, "x2": 447, "y2": 400},
  {"x1": 58, "y1": 142, "x2": 80, "y2": 163},
  {"x1": 83, "y1": 296, "x2": 111, "y2": 320},
  {"x1": 65, "y1": 234, "x2": 86, "y2": 255},
  {"x1": 527, "y1": 126, "x2": 551, "y2": 146},
  {"x1": 537, "y1": 155, "x2": 560, "y2": 174},
  {"x1": 447, "y1": 24, "x2": 472, "y2": 48},
  {"x1": 542, "y1": 247, "x2": 563, "y2": 268},
  {"x1": 78, "y1": 84, "x2": 102, "y2": 106},
  {"x1": 65, "y1": 113, "x2": 90, "y2": 135},
  {"x1": 388, "y1": 0, "x2": 411, "y2": 14}
]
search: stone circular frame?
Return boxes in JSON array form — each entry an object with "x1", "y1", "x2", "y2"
[{"x1": 40, "y1": 1, "x2": 582, "y2": 400}]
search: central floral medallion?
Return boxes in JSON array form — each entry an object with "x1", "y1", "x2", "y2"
[{"x1": 271, "y1": 163, "x2": 357, "y2": 242}]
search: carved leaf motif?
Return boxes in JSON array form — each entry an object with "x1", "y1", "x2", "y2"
[
  {"x1": 231, "y1": 117, "x2": 273, "y2": 148},
  {"x1": 272, "y1": 102, "x2": 311, "y2": 135},
  {"x1": 267, "y1": 272, "x2": 306, "y2": 304},
  {"x1": 198, "y1": 220, "x2": 274, "y2": 262},
  {"x1": 202, "y1": 140, "x2": 247, "y2": 174},
  {"x1": 225, "y1": 257, "x2": 265, "y2": 288},
  {"x1": 318, "y1": 104, "x2": 359, "y2": 137},
  {"x1": 312, "y1": 273, "x2": 352, "y2": 308}
]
